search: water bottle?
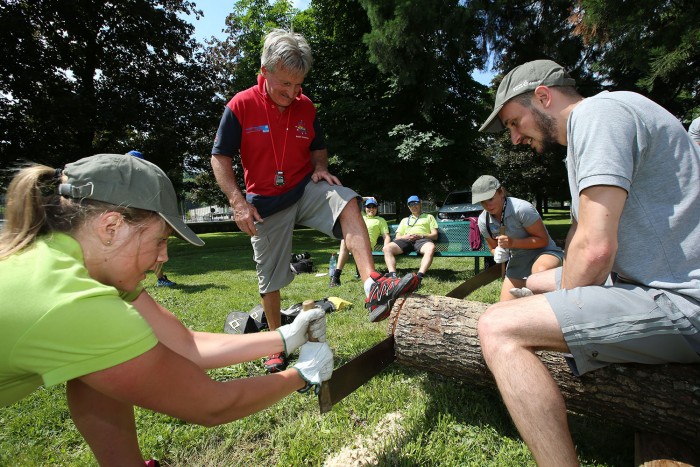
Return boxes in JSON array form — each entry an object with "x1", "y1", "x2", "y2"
[{"x1": 328, "y1": 253, "x2": 337, "y2": 283}]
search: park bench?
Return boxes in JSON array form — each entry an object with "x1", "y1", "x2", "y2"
[{"x1": 371, "y1": 220, "x2": 492, "y2": 273}]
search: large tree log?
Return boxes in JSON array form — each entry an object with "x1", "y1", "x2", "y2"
[{"x1": 390, "y1": 294, "x2": 700, "y2": 442}]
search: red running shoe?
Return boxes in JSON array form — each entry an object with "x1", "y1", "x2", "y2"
[
  {"x1": 365, "y1": 271, "x2": 420, "y2": 322},
  {"x1": 264, "y1": 352, "x2": 288, "y2": 373}
]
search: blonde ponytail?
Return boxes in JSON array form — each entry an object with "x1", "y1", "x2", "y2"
[{"x1": 0, "y1": 165, "x2": 60, "y2": 259}]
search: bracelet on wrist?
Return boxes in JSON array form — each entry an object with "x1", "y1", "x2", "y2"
[{"x1": 297, "y1": 381, "x2": 314, "y2": 394}]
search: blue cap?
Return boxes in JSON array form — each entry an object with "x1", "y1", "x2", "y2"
[
  {"x1": 127, "y1": 150, "x2": 144, "y2": 159},
  {"x1": 364, "y1": 197, "x2": 378, "y2": 206},
  {"x1": 407, "y1": 195, "x2": 420, "y2": 204}
]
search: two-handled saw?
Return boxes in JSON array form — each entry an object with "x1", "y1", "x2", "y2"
[{"x1": 317, "y1": 263, "x2": 501, "y2": 413}]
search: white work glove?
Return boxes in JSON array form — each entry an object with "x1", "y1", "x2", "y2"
[
  {"x1": 493, "y1": 246, "x2": 510, "y2": 264},
  {"x1": 293, "y1": 341, "x2": 334, "y2": 395},
  {"x1": 276, "y1": 308, "x2": 326, "y2": 356}
]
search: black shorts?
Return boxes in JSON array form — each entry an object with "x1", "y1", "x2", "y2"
[{"x1": 393, "y1": 238, "x2": 433, "y2": 255}]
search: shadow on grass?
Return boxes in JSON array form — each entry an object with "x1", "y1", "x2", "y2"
[
  {"x1": 371, "y1": 366, "x2": 633, "y2": 466},
  {"x1": 420, "y1": 266, "x2": 481, "y2": 282},
  {"x1": 366, "y1": 366, "x2": 526, "y2": 465}
]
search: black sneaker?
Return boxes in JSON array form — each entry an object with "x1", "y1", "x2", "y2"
[
  {"x1": 329, "y1": 273, "x2": 341, "y2": 288},
  {"x1": 264, "y1": 352, "x2": 288, "y2": 373},
  {"x1": 365, "y1": 271, "x2": 420, "y2": 322}
]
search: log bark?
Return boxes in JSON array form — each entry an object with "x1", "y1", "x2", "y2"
[{"x1": 390, "y1": 294, "x2": 700, "y2": 443}]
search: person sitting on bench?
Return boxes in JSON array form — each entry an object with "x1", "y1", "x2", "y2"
[
  {"x1": 383, "y1": 195, "x2": 438, "y2": 284},
  {"x1": 331, "y1": 197, "x2": 391, "y2": 287}
]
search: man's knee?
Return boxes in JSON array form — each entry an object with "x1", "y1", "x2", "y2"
[
  {"x1": 477, "y1": 303, "x2": 521, "y2": 361},
  {"x1": 477, "y1": 305, "x2": 503, "y2": 353}
]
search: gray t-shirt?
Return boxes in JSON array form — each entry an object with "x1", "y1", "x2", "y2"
[
  {"x1": 689, "y1": 117, "x2": 700, "y2": 144},
  {"x1": 478, "y1": 197, "x2": 561, "y2": 266},
  {"x1": 566, "y1": 91, "x2": 700, "y2": 311}
]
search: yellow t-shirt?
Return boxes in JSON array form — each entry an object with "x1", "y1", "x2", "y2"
[
  {"x1": 397, "y1": 213, "x2": 438, "y2": 236},
  {"x1": 364, "y1": 215, "x2": 390, "y2": 245}
]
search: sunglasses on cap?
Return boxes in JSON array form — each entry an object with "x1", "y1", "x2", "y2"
[
  {"x1": 408, "y1": 201, "x2": 420, "y2": 207},
  {"x1": 365, "y1": 204, "x2": 378, "y2": 208}
]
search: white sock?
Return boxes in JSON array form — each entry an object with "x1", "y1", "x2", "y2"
[
  {"x1": 364, "y1": 277, "x2": 374, "y2": 297},
  {"x1": 509, "y1": 287, "x2": 534, "y2": 298}
]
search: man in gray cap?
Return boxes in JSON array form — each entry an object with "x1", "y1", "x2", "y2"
[{"x1": 476, "y1": 60, "x2": 700, "y2": 465}]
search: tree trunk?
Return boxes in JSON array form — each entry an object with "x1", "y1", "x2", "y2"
[{"x1": 390, "y1": 294, "x2": 700, "y2": 442}]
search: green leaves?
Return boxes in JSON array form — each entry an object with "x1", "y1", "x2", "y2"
[{"x1": 0, "y1": 0, "x2": 219, "y2": 194}]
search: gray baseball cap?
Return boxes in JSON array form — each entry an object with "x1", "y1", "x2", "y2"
[
  {"x1": 479, "y1": 60, "x2": 576, "y2": 133},
  {"x1": 471, "y1": 175, "x2": 501, "y2": 203},
  {"x1": 60, "y1": 154, "x2": 204, "y2": 246}
]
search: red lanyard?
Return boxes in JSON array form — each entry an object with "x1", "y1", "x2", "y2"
[{"x1": 263, "y1": 99, "x2": 292, "y2": 174}]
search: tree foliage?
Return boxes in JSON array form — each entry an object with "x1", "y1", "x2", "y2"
[
  {"x1": 2, "y1": 0, "x2": 697, "y2": 210},
  {"x1": 0, "y1": 0, "x2": 218, "y2": 190},
  {"x1": 314, "y1": 0, "x2": 491, "y2": 211},
  {"x1": 571, "y1": 0, "x2": 700, "y2": 120},
  {"x1": 475, "y1": 0, "x2": 698, "y2": 211},
  {"x1": 197, "y1": 0, "x2": 493, "y2": 213},
  {"x1": 475, "y1": 0, "x2": 602, "y2": 210}
]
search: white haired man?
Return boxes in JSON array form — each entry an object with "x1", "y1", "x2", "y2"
[{"x1": 211, "y1": 29, "x2": 418, "y2": 373}]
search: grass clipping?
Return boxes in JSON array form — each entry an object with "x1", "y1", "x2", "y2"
[{"x1": 324, "y1": 412, "x2": 405, "y2": 466}]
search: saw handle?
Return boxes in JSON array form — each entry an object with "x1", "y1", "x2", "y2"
[{"x1": 302, "y1": 299, "x2": 319, "y2": 342}]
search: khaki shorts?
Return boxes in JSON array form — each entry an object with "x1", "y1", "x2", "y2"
[
  {"x1": 545, "y1": 267, "x2": 700, "y2": 375},
  {"x1": 251, "y1": 180, "x2": 358, "y2": 293}
]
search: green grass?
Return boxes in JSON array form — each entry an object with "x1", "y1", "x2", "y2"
[
  {"x1": 1, "y1": 217, "x2": 635, "y2": 466},
  {"x1": 542, "y1": 208, "x2": 572, "y2": 246}
]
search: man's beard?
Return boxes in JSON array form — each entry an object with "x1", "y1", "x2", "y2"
[{"x1": 532, "y1": 107, "x2": 559, "y2": 154}]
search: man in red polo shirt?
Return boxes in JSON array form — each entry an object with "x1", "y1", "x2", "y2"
[{"x1": 211, "y1": 29, "x2": 419, "y2": 373}]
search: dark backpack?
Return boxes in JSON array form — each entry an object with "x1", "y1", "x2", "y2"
[
  {"x1": 290, "y1": 258, "x2": 314, "y2": 274},
  {"x1": 223, "y1": 299, "x2": 337, "y2": 334},
  {"x1": 223, "y1": 307, "x2": 266, "y2": 334}
]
